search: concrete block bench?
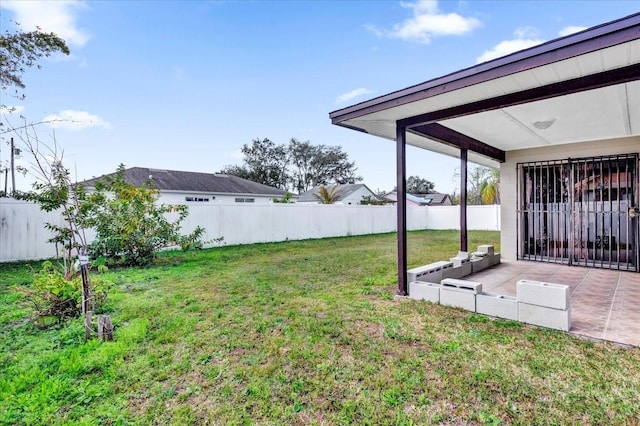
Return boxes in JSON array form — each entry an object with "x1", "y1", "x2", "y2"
[
  {"x1": 516, "y1": 279, "x2": 571, "y2": 331},
  {"x1": 407, "y1": 264, "x2": 436, "y2": 283},
  {"x1": 472, "y1": 245, "x2": 500, "y2": 268},
  {"x1": 440, "y1": 278, "x2": 482, "y2": 311},
  {"x1": 450, "y1": 251, "x2": 469, "y2": 264},
  {"x1": 470, "y1": 256, "x2": 490, "y2": 273},
  {"x1": 477, "y1": 244, "x2": 495, "y2": 255},
  {"x1": 407, "y1": 261, "x2": 453, "y2": 284},
  {"x1": 449, "y1": 252, "x2": 471, "y2": 278},
  {"x1": 476, "y1": 292, "x2": 518, "y2": 320},
  {"x1": 447, "y1": 263, "x2": 471, "y2": 279},
  {"x1": 516, "y1": 279, "x2": 570, "y2": 310},
  {"x1": 408, "y1": 282, "x2": 441, "y2": 303}
]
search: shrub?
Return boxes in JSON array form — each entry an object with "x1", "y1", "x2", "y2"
[
  {"x1": 18, "y1": 261, "x2": 112, "y2": 323},
  {"x1": 84, "y1": 164, "x2": 205, "y2": 267}
]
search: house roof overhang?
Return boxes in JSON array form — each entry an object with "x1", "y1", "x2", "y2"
[{"x1": 329, "y1": 12, "x2": 640, "y2": 168}]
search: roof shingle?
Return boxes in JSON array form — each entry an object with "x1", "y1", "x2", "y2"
[{"x1": 81, "y1": 167, "x2": 288, "y2": 196}]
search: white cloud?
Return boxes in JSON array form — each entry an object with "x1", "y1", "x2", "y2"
[
  {"x1": 476, "y1": 23, "x2": 591, "y2": 64},
  {"x1": 559, "y1": 26, "x2": 588, "y2": 37},
  {"x1": 43, "y1": 110, "x2": 111, "y2": 130},
  {"x1": 476, "y1": 27, "x2": 545, "y2": 63},
  {"x1": 371, "y1": 0, "x2": 481, "y2": 44},
  {"x1": 0, "y1": 105, "x2": 25, "y2": 115},
  {"x1": 335, "y1": 88, "x2": 373, "y2": 104},
  {"x1": 476, "y1": 39, "x2": 545, "y2": 63},
  {"x1": 1, "y1": 0, "x2": 89, "y2": 48}
]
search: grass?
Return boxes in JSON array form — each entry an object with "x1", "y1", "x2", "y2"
[{"x1": 1, "y1": 230, "x2": 639, "y2": 425}]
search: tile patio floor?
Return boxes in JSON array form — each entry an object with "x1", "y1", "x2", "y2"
[{"x1": 468, "y1": 260, "x2": 640, "y2": 347}]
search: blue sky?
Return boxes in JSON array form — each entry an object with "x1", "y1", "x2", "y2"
[{"x1": 2, "y1": 0, "x2": 639, "y2": 195}]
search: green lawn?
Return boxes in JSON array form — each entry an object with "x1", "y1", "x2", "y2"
[{"x1": 1, "y1": 230, "x2": 639, "y2": 425}]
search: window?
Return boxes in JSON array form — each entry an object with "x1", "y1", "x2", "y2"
[
  {"x1": 235, "y1": 198, "x2": 255, "y2": 203},
  {"x1": 185, "y1": 197, "x2": 210, "y2": 202}
]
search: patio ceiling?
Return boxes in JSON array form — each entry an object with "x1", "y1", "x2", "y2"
[{"x1": 329, "y1": 13, "x2": 640, "y2": 168}]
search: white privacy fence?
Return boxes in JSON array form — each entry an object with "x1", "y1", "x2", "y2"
[{"x1": 0, "y1": 199, "x2": 500, "y2": 263}]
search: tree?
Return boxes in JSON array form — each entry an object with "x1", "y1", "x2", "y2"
[
  {"x1": 480, "y1": 168, "x2": 500, "y2": 205},
  {"x1": 221, "y1": 137, "x2": 362, "y2": 193},
  {"x1": 288, "y1": 138, "x2": 319, "y2": 192},
  {"x1": 1, "y1": 24, "x2": 70, "y2": 194},
  {"x1": 217, "y1": 164, "x2": 253, "y2": 181},
  {"x1": 272, "y1": 192, "x2": 294, "y2": 203},
  {"x1": 314, "y1": 185, "x2": 342, "y2": 204},
  {"x1": 17, "y1": 128, "x2": 90, "y2": 277},
  {"x1": 360, "y1": 195, "x2": 388, "y2": 205},
  {"x1": 16, "y1": 127, "x2": 108, "y2": 326},
  {"x1": 1, "y1": 23, "x2": 69, "y2": 99},
  {"x1": 289, "y1": 138, "x2": 361, "y2": 192},
  {"x1": 219, "y1": 138, "x2": 288, "y2": 189},
  {"x1": 453, "y1": 165, "x2": 494, "y2": 205},
  {"x1": 405, "y1": 175, "x2": 435, "y2": 194}
]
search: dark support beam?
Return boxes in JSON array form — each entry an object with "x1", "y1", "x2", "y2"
[
  {"x1": 396, "y1": 125, "x2": 408, "y2": 296},
  {"x1": 410, "y1": 123, "x2": 505, "y2": 163},
  {"x1": 398, "y1": 63, "x2": 640, "y2": 128},
  {"x1": 460, "y1": 148, "x2": 468, "y2": 252}
]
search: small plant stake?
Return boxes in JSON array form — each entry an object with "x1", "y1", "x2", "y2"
[
  {"x1": 79, "y1": 254, "x2": 91, "y2": 314},
  {"x1": 84, "y1": 310, "x2": 92, "y2": 342},
  {"x1": 79, "y1": 254, "x2": 92, "y2": 343},
  {"x1": 98, "y1": 314, "x2": 113, "y2": 341}
]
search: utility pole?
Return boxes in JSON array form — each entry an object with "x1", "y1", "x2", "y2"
[
  {"x1": 10, "y1": 138, "x2": 15, "y2": 196},
  {"x1": 9, "y1": 137, "x2": 21, "y2": 196}
]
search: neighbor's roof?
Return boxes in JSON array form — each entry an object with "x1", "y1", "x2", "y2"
[
  {"x1": 81, "y1": 167, "x2": 288, "y2": 196},
  {"x1": 419, "y1": 193, "x2": 451, "y2": 205},
  {"x1": 383, "y1": 191, "x2": 451, "y2": 205},
  {"x1": 330, "y1": 13, "x2": 640, "y2": 168},
  {"x1": 297, "y1": 183, "x2": 376, "y2": 202}
]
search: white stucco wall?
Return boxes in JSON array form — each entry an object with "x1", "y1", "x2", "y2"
[
  {"x1": 500, "y1": 135, "x2": 640, "y2": 261},
  {"x1": 340, "y1": 186, "x2": 377, "y2": 205},
  {"x1": 156, "y1": 191, "x2": 278, "y2": 205}
]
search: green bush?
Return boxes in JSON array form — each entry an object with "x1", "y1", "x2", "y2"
[
  {"x1": 23, "y1": 159, "x2": 206, "y2": 268},
  {"x1": 18, "y1": 261, "x2": 112, "y2": 323},
  {"x1": 84, "y1": 164, "x2": 206, "y2": 267}
]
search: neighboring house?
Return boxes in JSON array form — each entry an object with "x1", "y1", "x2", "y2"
[
  {"x1": 330, "y1": 13, "x2": 640, "y2": 294},
  {"x1": 419, "y1": 193, "x2": 452, "y2": 206},
  {"x1": 383, "y1": 192, "x2": 452, "y2": 206},
  {"x1": 81, "y1": 167, "x2": 288, "y2": 204},
  {"x1": 297, "y1": 184, "x2": 380, "y2": 205}
]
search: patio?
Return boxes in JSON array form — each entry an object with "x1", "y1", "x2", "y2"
[{"x1": 469, "y1": 260, "x2": 640, "y2": 347}]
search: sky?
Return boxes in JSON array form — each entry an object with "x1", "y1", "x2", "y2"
[{"x1": 1, "y1": 0, "x2": 639, "y2": 195}]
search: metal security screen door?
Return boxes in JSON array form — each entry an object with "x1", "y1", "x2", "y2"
[{"x1": 517, "y1": 154, "x2": 639, "y2": 271}]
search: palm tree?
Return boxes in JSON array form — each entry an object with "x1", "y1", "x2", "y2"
[
  {"x1": 314, "y1": 185, "x2": 342, "y2": 204},
  {"x1": 480, "y1": 168, "x2": 500, "y2": 205}
]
